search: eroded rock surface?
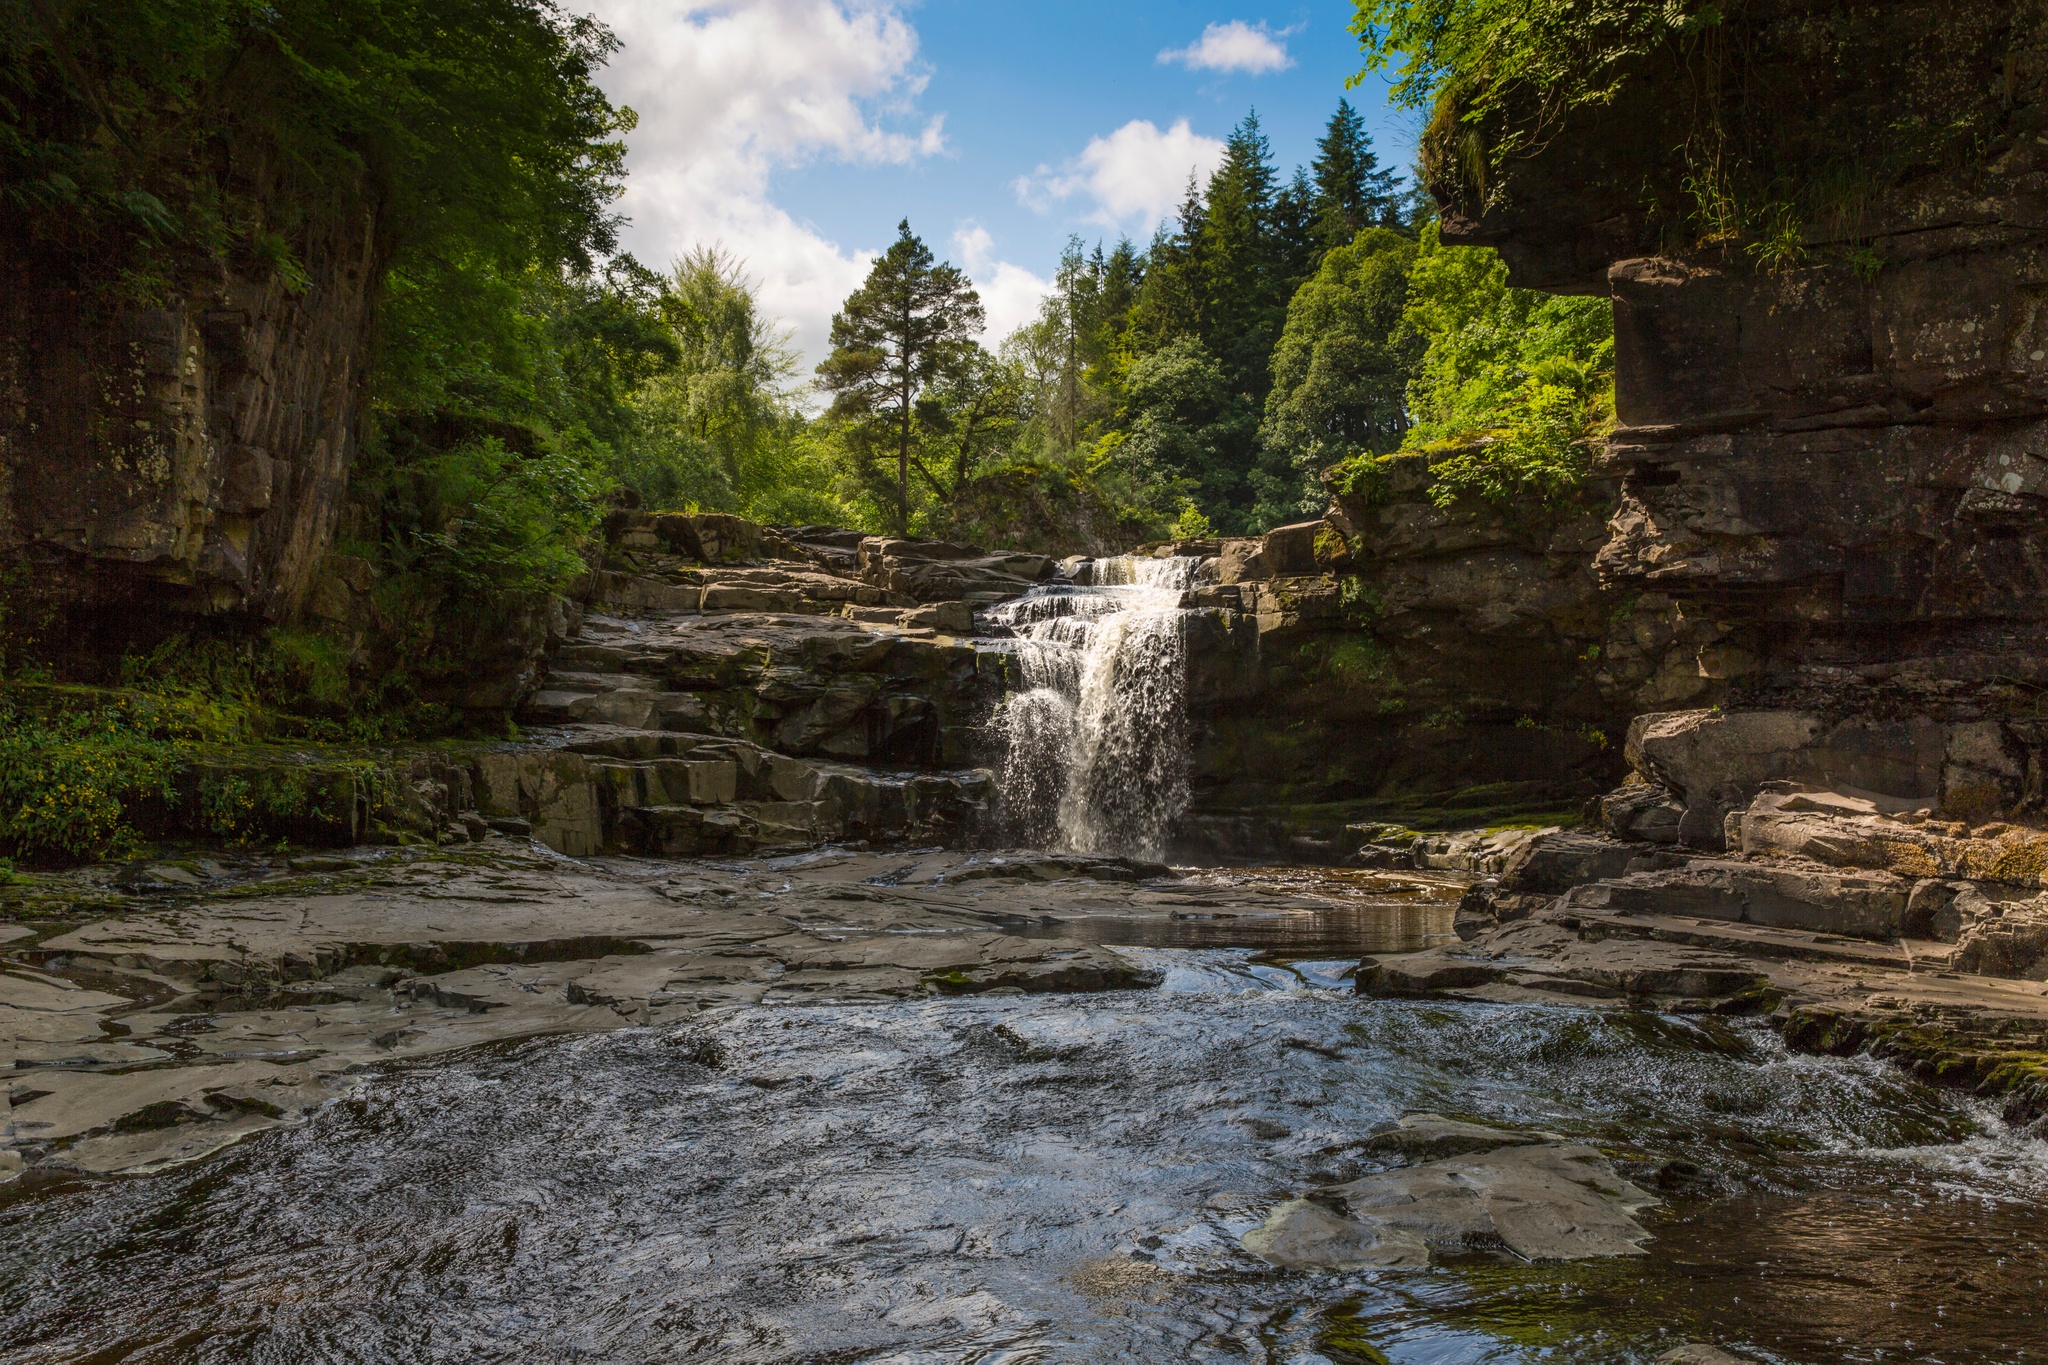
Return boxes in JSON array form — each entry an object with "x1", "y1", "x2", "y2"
[
  {"x1": 0, "y1": 846, "x2": 1444, "y2": 1182},
  {"x1": 1364, "y1": 815, "x2": 2048, "y2": 1126},
  {"x1": 1243, "y1": 1113, "x2": 1657, "y2": 1268}
]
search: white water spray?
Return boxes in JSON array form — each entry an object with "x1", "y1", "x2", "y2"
[{"x1": 983, "y1": 556, "x2": 1202, "y2": 859}]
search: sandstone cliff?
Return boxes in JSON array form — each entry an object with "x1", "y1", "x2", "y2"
[
  {"x1": 1433, "y1": 0, "x2": 2048, "y2": 837},
  {"x1": 1, "y1": 187, "x2": 384, "y2": 657}
]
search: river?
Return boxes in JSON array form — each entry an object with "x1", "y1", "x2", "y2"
[{"x1": 4, "y1": 940, "x2": 2042, "y2": 1363}]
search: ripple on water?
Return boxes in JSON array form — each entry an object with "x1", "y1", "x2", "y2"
[{"x1": 1, "y1": 951, "x2": 2042, "y2": 1364}]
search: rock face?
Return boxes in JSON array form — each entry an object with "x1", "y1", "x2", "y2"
[
  {"x1": 492, "y1": 511, "x2": 1012, "y2": 857},
  {"x1": 1163, "y1": 473, "x2": 1706, "y2": 854},
  {"x1": 0, "y1": 198, "x2": 382, "y2": 640},
  {"x1": 1435, "y1": 0, "x2": 2048, "y2": 831}
]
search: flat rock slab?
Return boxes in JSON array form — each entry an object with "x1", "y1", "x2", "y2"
[
  {"x1": 16, "y1": 845, "x2": 1371, "y2": 1176},
  {"x1": 1350, "y1": 1111, "x2": 1550, "y2": 1161},
  {"x1": 1245, "y1": 1137, "x2": 1657, "y2": 1268}
]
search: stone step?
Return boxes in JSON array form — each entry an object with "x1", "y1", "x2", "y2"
[
  {"x1": 470, "y1": 725, "x2": 993, "y2": 858},
  {"x1": 1551, "y1": 904, "x2": 1957, "y2": 971},
  {"x1": 521, "y1": 607, "x2": 997, "y2": 767}
]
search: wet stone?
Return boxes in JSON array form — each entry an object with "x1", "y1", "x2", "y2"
[{"x1": 1244, "y1": 1115, "x2": 1658, "y2": 1269}]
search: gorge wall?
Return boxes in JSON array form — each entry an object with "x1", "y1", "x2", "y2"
[
  {"x1": 1425, "y1": 0, "x2": 2048, "y2": 843},
  {"x1": 0, "y1": 190, "x2": 382, "y2": 657},
  {"x1": 1171, "y1": 468, "x2": 1716, "y2": 857}
]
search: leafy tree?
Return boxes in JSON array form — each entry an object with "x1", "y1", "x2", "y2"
[
  {"x1": 620, "y1": 247, "x2": 832, "y2": 517},
  {"x1": 2, "y1": 0, "x2": 630, "y2": 295},
  {"x1": 816, "y1": 221, "x2": 985, "y2": 535},
  {"x1": 1256, "y1": 228, "x2": 1420, "y2": 522},
  {"x1": 1116, "y1": 336, "x2": 1255, "y2": 517},
  {"x1": 1346, "y1": 224, "x2": 1614, "y2": 507},
  {"x1": 911, "y1": 345, "x2": 1021, "y2": 503}
]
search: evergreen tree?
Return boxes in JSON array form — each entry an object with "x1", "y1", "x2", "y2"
[
  {"x1": 816, "y1": 221, "x2": 985, "y2": 535},
  {"x1": 1200, "y1": 110, "x2": 1286, "y2": 395},
  {"x1": 1271, "y1": 166, "x2": 1320, "y2": 293},
  {"x1": 1311, "y1": 99, "x2": 1403, "y2": 248}
]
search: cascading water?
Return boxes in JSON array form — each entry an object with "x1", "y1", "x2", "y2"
[{"x1": 982, "y1": 555, "x2": 1202, "y2": 859}]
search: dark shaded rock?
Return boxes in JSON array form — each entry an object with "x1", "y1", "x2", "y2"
[
  {"x1": 2, "y1": 192, "x2": 382, "y2": 639},
  {"x1": 857, "y1": 536, "x2": 1058, "y2": 604},
  {"x1": 1437, "y1": 0, "x2": 2048, "y2": 838}
]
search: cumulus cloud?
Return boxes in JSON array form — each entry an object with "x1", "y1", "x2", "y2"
[
  {"x1": 1157, "y1": 19, "x2": 1297, "y2": 75},
  {"x1": 580, "y1": 0, "x2": 949, "y2": 368},
  {"x1": 1013, "y1": 119, "x2": 1229, "y2": 234},
  {"x1": 952, "y1": 224, "x2": 1051, "y2": 343}
]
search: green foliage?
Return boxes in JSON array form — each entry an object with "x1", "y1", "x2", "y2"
[
  {"x1": 2, "y1": 0, "x2": 630, "y2": 296},
  {"x1": 1398, "y1": 225, "x2": 1613, "y2": 506},
  {"x1": 1311, "y1": 98, "x2": 1406, "y2": 247},
  {"x1": 1171, "y1": 501, "x2": 1216, "y2": 540},
  {"x1": 617, "y1": 248, "x2": 842, "y2": 523},
  {"x1": 1258, "y1": 228, "x2": 1421, "y2": 521},
  {"x1": 1352, "y1": 0, "x2": 1714, "y2": 206},
  {"x1": 0, "y1": 698, "x2": 181, "y2": 864},
  {"x1": 1115, "y1": 336, "x2": 1254, "y2": 520},
  {"x1": 933, "y1": 452, "x2": 1161, "y2": 557},
  {"x1": 1352, "y1": 0, "x2": 2030, "y2": 270},
  {"x1": 364, "y1": 435, "x2": 601, "y2": 605}
]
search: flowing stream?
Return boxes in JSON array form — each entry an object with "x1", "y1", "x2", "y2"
[
  {"x1": 4, "y1": 949, "x2": 2042, "y2": 1363},
  {"x1": 983, "y1": 556, "x2": 1203, "y2": 859}
]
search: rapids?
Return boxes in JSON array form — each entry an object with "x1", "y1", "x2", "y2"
[{"x1": 3, "y1": 944, "x2": 2042, "y2": 1363}]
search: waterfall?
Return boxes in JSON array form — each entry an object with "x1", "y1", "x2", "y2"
[{"x1": 982, "y1": 556, "x2": 1202, "y2": 859}]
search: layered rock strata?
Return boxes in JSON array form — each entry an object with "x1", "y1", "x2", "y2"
[
  {"x1": 0, "y1": 850, "x2": 1437, "y2": 1180},
  {"x1": 1361, "y1": 804, "x2": 2048, "y2": 1125},
  {"x1": 0, "y1": 195, "x2": 382, "y2": 636},
  {"x1": 1122, "y1": 484, "x2": 1708, "y2": 855},
  {"x1": 1433, "y1": 0, "x2": 2048, "y2": 839}
]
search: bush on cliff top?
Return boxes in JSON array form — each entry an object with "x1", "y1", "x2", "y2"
[
  {"x1": 1352, "y1": 0, "x2": 2038, "y2": 265},
  {"x1": 1353, "y1": 0, "x2": 1712, "y2": 202},
  {"x1": 1327, "y1": 224, "x2": 1613, "y2": 509}
]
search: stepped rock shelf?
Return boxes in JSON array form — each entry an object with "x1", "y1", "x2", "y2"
[{"x1": 8, "y1": 507, "x2": 2048, "y2": 1195}]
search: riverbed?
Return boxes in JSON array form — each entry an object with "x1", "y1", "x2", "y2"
[{"x1": 4, "y1": 931, "x2": 2042, "y2": 1363}]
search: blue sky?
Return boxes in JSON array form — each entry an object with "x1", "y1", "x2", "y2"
[{"x1": 582, "y1": 1, "x2": 1419, "y2": 367}]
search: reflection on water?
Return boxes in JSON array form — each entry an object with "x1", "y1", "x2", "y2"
[
  {"x1": 1021, "y1": 864, "x2": 1466, "y2": 957},
  {"x1": 3, "y1": 950, "x2": 2041, "y2": 1363}
]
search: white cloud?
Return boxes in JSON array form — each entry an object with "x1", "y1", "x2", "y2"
[
  {"x1": 1013, "y1": 119, "x2": 1229, "y2": 234},
  {"x1": 1158, "y1": 20, "x2": 1296, "y2": 75},
  {"x1": 580, "y1": 0, "x2": 948, "y2": 369},
  {"x1": 952, "y1": 224, "x2": 1051, "y2": 343}
]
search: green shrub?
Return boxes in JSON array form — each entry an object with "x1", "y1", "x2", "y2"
[
  {"x1": 1395, "y1": 225, "x2": 1613, "y2": 507},
  {"x1": 0, "y1": 701, "x2": 181, "y2": 864}
]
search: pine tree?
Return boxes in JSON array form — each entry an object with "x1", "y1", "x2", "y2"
[
  {"x1": 816, "y1": 221, "x2": 984, "y2": 535},
  {"x1": 1311, "y1": 99, "x2": 1402, "y2": 249},
  {"x1": 1271, "y1": 166, "x2": 1320, "y2": 289},
  {"x1": 1199, "y1": 110, "x2": 1288, "y2": 402}
]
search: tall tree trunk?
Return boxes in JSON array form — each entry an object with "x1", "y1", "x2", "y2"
[{"x1": 896, "y1": 379, "x2": 912, "y2": 537}]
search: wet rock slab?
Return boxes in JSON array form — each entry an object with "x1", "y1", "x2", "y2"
[
  {"x1": 3, "y1": 846, "x2": 1418, "y2": 1181},
  {"x1": 1243, "y1": 1113, "x2": 1656, "y2": 1268}
]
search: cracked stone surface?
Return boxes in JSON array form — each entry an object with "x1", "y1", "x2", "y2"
[{"x1": 2, "y1": 844, "x2": 1455, "y2": 1179}]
